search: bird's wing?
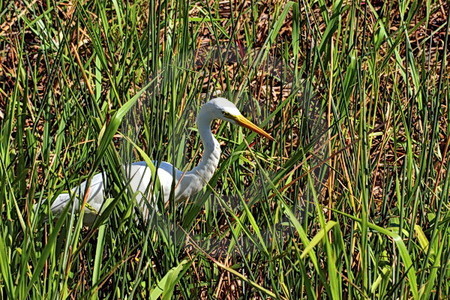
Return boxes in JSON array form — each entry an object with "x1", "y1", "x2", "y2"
[
  {"x1": 49, "y1": 162, "x2": 182, "y2": 224},
  {"x1": 124, "y1": 163, "x2": 152, "y2": 202},
  {"x1": 50, "y1": 172, "x2": 106, "y2": 225},
  {"x1": 129, "y1": 161, "x2": 182, "y2": 202}
]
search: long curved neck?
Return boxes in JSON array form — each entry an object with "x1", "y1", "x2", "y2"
[{"x1": 187, "y1": 109, "x2": 221, "y2": 184}]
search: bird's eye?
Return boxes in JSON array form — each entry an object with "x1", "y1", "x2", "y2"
[{"x1": 223, "y1": 112, "x2": 233, "y2": 118}]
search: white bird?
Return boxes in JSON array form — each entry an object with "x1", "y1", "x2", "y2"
[{"x1": 50, "y1": 98, "x2": 274, "y2": 225}]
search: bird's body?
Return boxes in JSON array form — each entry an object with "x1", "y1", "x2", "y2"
[{"x1": 50, "y1": 98, "x2": 273, "y2": 225}]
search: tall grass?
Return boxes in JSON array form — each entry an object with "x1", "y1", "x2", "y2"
[{"x1": 1, "y1": 0, "x2": 449, "y2": 298}]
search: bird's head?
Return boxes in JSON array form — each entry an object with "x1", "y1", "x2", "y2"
[{"x1": 204, "y1": 97, "x2": 274, "y2": 141}]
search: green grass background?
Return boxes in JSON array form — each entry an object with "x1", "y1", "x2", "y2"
[{"x1": 1, "y1": 0, "x2": 449, "y2": 298}]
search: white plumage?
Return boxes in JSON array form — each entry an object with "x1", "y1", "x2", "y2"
[{"x1": 50, "y1": 98, "x2": 273, "y2": 225}]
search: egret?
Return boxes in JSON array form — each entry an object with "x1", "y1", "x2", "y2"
[{"x1": 50, "y1": 98, "x2": 273, "y2": 224}]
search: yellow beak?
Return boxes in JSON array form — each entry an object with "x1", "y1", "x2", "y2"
[{"x1": 231, "y1": 115, "x2": 274, "y2": 141}]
